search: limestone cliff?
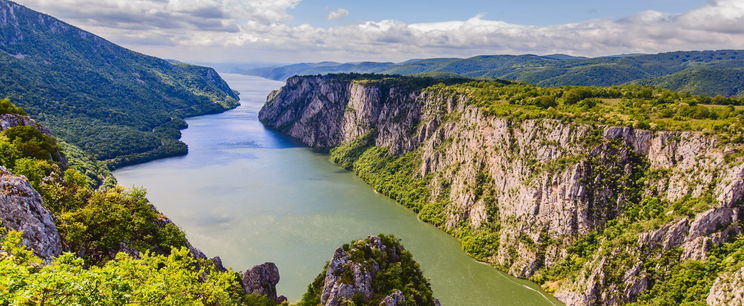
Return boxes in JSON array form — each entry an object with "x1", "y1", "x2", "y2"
[{"x1": 260, "y1": 75, "x2": 743, "y2": 305}]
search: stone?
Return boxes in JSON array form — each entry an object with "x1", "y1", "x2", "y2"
[
  {"x1": 707, "y1": 266, "x2": 744, "y2": 305},
  {"x1": 242, "y1": 262, "x2": 281, "y2": 302},
  {"x1": 381, "y1": 290, "x2": 405, "y2": 306},
  {"x1": 0, "y1": 167, "x2": 62, "y2": 262}
]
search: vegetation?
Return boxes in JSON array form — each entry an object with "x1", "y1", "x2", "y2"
[
  {"x1": 301, "y1": 235, "x2": 436, "y2": 306},
  {"x1": 0, "y1": 226, "x2": 246, "y2": 305},
  {"x1": 437, "y1": 81, "x2": 744, "y2": 143},
  {"x1": 247, "y1": 50, "x2": 744, "y2": 97},
  {"x1": 0, "y1": 100, "x2": 188, "y2": 264},
  {"x1": 0, "y1": 1, "x2": 239, "y2": 167}
]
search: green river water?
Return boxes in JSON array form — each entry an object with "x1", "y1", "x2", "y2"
[{"x1": 113, "y1": 74, "x2": 561, "y2": 306}]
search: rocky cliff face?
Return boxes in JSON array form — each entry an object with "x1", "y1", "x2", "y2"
[
  {"x1": 0, "y1": 166, "x2": 62, "y2": 262},
  {"x1": 260, "y1": 75, "x2": 743, "y2": 305}
]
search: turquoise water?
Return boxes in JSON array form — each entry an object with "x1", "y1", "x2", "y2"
[{"x1": 114, "y1": 74, "x2": 560, "y2": 305}]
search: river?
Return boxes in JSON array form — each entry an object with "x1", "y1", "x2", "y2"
[{"x1": 114, "y1": 74, "x2": 560, "y2": 305}]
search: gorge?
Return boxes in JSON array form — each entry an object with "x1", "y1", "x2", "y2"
[
  {"x1": 114, "y1": 74, "x2": 560, "y2": 305},
  {"x1": 258, "y1": 74, "x2": 743, "y2": 305}
]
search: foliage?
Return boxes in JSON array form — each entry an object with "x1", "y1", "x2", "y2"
[
  {"x1": 2, "y1": 125, "x2": 62, "y2": 162},
  {"x1": 0, "y1": 227, "x2": 245, "y2": 305},
  {"x1": 632, "y1": 236, "x2": 743, "y2": 305},
  {"x1": 52, "y1": 186, "x2": 189, "y2": 264},
  {"x1": 0, "y1": 98, "x2": 26, "y2": 115},
  {"x1": 0, "y1": 2, "x2": 239, "y2": 167},
  {"x1": 0, "y1": 103, "x2": 188, "y2": 264},
  {"x1": 301, "y1": 235, "x2": 436, "y2": 306},
  {"x1": 248, "y1": 50, "x2": 744, "y2": 97}
]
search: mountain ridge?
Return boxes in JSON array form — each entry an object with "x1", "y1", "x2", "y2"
[
  {"x1": 0, "y1": 0, "x2": 239, "y2": 168},
  {"x1": 241, "y1": 50, "x2": 744, "y2": 97}
]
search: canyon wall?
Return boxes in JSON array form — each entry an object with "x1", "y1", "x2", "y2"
[{"x1": 259, "y1": 75, "x2": 743, "y2": 305}]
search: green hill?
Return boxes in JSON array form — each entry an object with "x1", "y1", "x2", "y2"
[
  {"x1": 635, "y1": 67, "x2": 744, "y2": 97},
  {"x1": 0, "y1": 0, "x2": 239, "y2": 167},
  {"x1": 245, "y1": 50, "x2": 744, "y2": 97}
]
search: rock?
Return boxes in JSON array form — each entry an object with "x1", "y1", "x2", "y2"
[
  {"x1": 0, "y1": 113, "x2": 52, "y2": 135},
  {"x1": 688, "y1": 208, "x2": 735, "y2": 238},
  {"x1": 707, "y1": 266, "x2": 744, "y2": 305},
  {"x1": 320, "y1": 247, "x2": 376, "y2": 305},
  {"x1": 0, "y1": 166, "x2": 62, "y2": 262},
  {"x1": 276, "y1": 295, "x2": 288, "y2": 304},
  {"x1": 314, "y1": 236, "x2": 436, "y2": 306},
  {"x1": 242, "y1": 262, "x2": 281, "y2": 302},
  {"x1": 211, "y1": 256, "x2": 227, "y2": 272},
  {"x1": 381, "y1": 290, "x2": 405, "y2": 306}
]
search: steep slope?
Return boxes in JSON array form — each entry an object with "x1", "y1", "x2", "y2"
[
  {"x1": 0, "y1": 0, "x2": 239, "y2": 167},
  {"x1": 260, "y1": 75, "x2": 743, "y2": 305},
  {"x1": 245, "y1": 50, "x2": 744, "y2": 97}
]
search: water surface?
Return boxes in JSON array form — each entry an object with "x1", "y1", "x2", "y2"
[{"x1": 114, "y1": 74, "x2": 559, "y2": 305}]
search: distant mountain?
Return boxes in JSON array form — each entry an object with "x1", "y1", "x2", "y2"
[
  {"x1": 0, "y1": 0, "x2": 239, "y2": 167},
  {"x1": 635, "y1": 67, "x2": 744, "y2": 97},
  {"x1": 244, "y1": 50, "x2": 744, "y2": 96}
]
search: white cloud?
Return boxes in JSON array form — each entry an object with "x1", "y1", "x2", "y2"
[
  {"x1": 12, "y1": 0, "x2": 744, "y2": 62},
  {"x1": 327, "y1": 8, "x2": 348, "y2": 21}
]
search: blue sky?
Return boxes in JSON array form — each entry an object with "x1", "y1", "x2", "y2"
[
  {"x1": 293, "y1": 0, "x2": 705, "y2": 26},
  {"x1": 14, "y1": 0, "x2": 744, "y2": 63}
]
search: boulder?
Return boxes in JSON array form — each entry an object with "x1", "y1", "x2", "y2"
[{"x1": 242, "y1": 262, "x2": 281, "y2": 302}]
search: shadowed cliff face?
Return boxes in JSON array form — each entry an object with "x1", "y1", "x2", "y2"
[{"x1": 259, "y1": 75, "x2": 743, "y2": 305}]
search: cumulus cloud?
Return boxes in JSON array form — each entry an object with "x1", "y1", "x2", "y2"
[
  {"x1": 13, "y1": 0, "x2": 744, "y2": 62},
  {"x1": 327, "y1": 8, "x2": 349, "y2": 21}
]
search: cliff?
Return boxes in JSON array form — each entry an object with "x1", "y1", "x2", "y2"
[{"x1": 260, "y1": 75, "x2": 743, "y2": 305}]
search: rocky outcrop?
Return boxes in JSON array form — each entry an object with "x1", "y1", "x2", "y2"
[
  {"x1": 0, "y1": 166, "x2": 62, "y2": 262},
  {"x1": 0, "y1": 113, "x2": 49, "y2": 133},
  {"x1": 707, "y1": 266, "x2": 744, "y2": 305},
  {"x1": 242, "y1": 262, "x2": 281, "y2": 302},
  {"x1": 321, "y1": 245, "x2": 378, "y2": 305},
  {"x1": 260, "y1": 75, "x2": 743, "y2": 305},
  {"x1": 313, "y1": 235, "x2": 437, "y2": 306}
]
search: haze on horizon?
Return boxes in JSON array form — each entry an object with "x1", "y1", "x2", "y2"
[{"x1": 13, "y1": 0, "x2": 744, "y2": 64}]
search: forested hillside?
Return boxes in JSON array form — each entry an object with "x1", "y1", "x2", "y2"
[
  {"x1": 244, "y1": 50, "x2": 744, "y2": 97},
  {"x1": 0, "y1": 0, "x2": 239, "y2": 168}
]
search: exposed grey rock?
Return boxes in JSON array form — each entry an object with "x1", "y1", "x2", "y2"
[
  {"x1": 381, "y1": 290, "x2": 405, "y2": 306},
  {"x1": 242, "y1": 262, "x2": 281, "y2": 302},
  {"x1": 211, "y1": 256, "x2": 227, "y2": 272},
  {"x1": 0, "y1": 113, "x2": 53, "y2": 135},
  {"x1": 707, "y1": 266, "x2": 744, "y2": 306},
  {"x1": 0, "y1": 166, "x2": 62, "y2": 262}
]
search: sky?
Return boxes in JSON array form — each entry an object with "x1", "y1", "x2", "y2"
[{"x1": 13, "y1": 0, "x2": 744, "y2": 64}]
